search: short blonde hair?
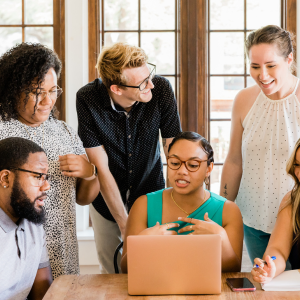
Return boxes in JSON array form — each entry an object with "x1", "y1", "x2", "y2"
[{"x1": 96, "y1": 43, "x2": 148, "y2": 88}]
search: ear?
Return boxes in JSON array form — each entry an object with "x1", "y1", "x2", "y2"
[
  {"x1": 205, "y1": 162, "x2": 214, "y2": 178},
  {"x1": 287, "y1": 52, "x2": 293, "y2": 67},
  {"x1": 0, "y1": 170, "x2": 11, "y2": 189},
  {"x1": 110, "y1": 85, "x2": 123, "y2": 96}
]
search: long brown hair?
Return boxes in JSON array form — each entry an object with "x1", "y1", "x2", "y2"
[{"x1": 286, "y1": 139, "x2": 300, "y2": 244}]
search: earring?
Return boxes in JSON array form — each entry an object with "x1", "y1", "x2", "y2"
[
  {"x1": 204, "y1": 177, "x2": 209, "y2": 186},
  {"x1": 3, "y1": 186, "x2": 7, "y2": 188}
]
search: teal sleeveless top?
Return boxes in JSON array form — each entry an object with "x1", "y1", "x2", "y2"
[{"x1": 147, "y1": 189, "x2": 226, "y2": 235}]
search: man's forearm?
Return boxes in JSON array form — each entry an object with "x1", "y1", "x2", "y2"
[{"x1": 98, "y1": 172, "x2": 128, "y2": 230}]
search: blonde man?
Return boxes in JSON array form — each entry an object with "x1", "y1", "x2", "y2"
[{"x1": 76, "y1": 43, "x2": 181, "y2": 273}]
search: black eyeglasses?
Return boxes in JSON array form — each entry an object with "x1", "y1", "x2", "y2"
[
  {"x1": 167, "y1": 156, "x2": 207, "y2": 172},
  {"x1": 119, "y1": 63, "x2": 156, "y2": 91},
  {"x1": 10, "y1": 168, "x2": 52, "y2": 187}
]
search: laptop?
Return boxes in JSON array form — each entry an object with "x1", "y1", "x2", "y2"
[{"x1": 127, "y1": 234, "x2": 221, "y2": 295}]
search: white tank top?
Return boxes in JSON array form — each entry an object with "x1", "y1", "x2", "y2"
[{"x1": 236, "y1": 79, "x2": 300, "y2": 233}]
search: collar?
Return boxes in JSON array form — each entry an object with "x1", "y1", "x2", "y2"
[{"x1": 0, "y1": 207, "x2": 25, "y2": 233}]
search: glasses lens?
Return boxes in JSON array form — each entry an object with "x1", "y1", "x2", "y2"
[
  {"x1": 167, "y1": 157, "x2": 181, "y2": 170},
  {"x1": 186, "y1": 160, "x2": 201, "y2": 172},
  {"x1": 139, "y1": 79, "x2": 148, "y2": 91}
]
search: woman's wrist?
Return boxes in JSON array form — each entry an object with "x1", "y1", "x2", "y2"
[{"x1": 83, "y1": 163, "x2": 98, "y2": 181}]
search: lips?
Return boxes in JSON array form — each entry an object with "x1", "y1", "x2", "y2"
[
  {"x1": 35, "y1": 194, "x2": 47, "y2": 206},
  {"x1": 175, "y1": 179, "x2": 190, "y2": 188},
  {"x1": 260, "y1": 80, "x2": 275, "y2": 88}
]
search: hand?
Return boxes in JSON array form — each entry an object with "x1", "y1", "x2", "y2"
[
  {"x1": 251, "y1": 255, "x2": 276, "y2": 284},
  {"x1": 139, "y1": 222, "x2": 179, "y2": 236},
  {"x1": 178, "y1": 213, "x2": 224, "y2": 235},
  {"x1": 59, "y1": 154, "x2": 94, "y2": 179}
]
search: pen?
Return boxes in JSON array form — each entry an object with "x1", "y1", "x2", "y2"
[{"x1": 255, "y1": 256, "x2": 276, "y2": 268}]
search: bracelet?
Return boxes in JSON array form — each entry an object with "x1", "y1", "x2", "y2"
[{"x1": 83, "y1": 163, "x2": 98, "y2": 181}]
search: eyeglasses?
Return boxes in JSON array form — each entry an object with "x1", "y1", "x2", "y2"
[
  {"x1": 11, "y1": 168, "x2": 52, "y2": 187},
  {"x1": 167, "y1": 156, "x2": 207, "y2": 172},
  {"x1": 119, "y1": 63, "x2": 156, "y2": 91},
  {"x1": 27, "y1": 86, "x2": 63, "y2": 103}
]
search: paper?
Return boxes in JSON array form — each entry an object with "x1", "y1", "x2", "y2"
[{"x1": 262, "y1": 270, "x2": 300, "y2": 291}]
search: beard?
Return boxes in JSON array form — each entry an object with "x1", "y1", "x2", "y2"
[{"x1": 10, "y1": 177, "x2": 46, "y2": 225}]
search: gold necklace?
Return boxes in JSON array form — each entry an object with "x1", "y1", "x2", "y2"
[
  {"x1": 21, "y1": 122, "x2": 44, "y2": 148},
  {"x1": 171, "y1": 190, "x2": 207, "y2": 217}
]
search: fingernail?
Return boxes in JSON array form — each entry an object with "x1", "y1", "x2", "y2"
[{"x1": 178, "y1": 217, "x2": 182, "y2": 220}]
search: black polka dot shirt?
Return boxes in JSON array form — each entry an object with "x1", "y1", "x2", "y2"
[{"x1": 76, "y1": 76, "x2": 181, "y2": 221}]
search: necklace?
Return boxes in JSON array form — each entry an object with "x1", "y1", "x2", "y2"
[
  {"x1": 21, "y1": 122, "x2": 44, "y2": 148},
  {"x1": 171, "y1": 190, "x2": 207, "y2": 217}
]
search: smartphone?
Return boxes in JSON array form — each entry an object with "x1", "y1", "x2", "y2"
[{"x1": 226, "y1": 278, "x2": 256, "y2": 292}]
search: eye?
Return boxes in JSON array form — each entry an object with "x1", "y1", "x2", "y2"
[
  {"x1": 171, "y1": 162, "x2": 180, "y2": 166},
  {"x1": 268, "y1": 65, "x2": 276, "y2": 68},
  {"x1": 251, "y1": 66, "x2": 259, "y2": 69}
]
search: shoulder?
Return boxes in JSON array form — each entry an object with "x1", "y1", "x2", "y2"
[
  {"x1": 152, "y1": 76, "x2": 173, "y2": 96},
  {"x1": 278, "y1": 191, "x2": 292, "y2": 215},
  {"x1": 77, "y1": 78, "x2": 106, "y2": 99},
  {"x1": 233, "y1": 85, "x2": 260, "y2": 108},
  {"x1": 129, "y1": 195, "x2": 148, "y2": 217}
]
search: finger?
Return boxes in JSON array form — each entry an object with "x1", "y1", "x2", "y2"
[
  {"x1": 165, "y1": 223, "x2": 179, "y2": 230},
  {"x1": 254, "y1": 257, "x2": 264, "y2": 266},
  {"x1": 59, "y1": 154, "x2": 76, "y2": 161},
  {"x1": 178, "y1": 216, "x2": 198, "y2": 224},
  {"x1": 164, "y1": 230, "x2": 178, "y2": 235},
  {"x1": 252, "y1": 266, "x2": 267, "y2": 276},
  {"x1": 61, "y1": 171, "x2": 79, "y2": 178},
  {"x1": 265, "y1": 255, "x2": 276, "y2": 268},
  {"x1": 252, "y1": 275, "x2": 265, "y2": 283},
  {"x1": 178, "y1": 225, "x2": 194, "y2": 233},
  {"x1": 60, "y1": 164, "x2": 81, "y2": 172},
  {"x1": 204, "y1": 212, "x2": 212, "y2": 222}
]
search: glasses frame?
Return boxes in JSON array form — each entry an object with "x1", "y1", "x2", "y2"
[
  {"x1": 119, "y1": 63, "x2": 156, "y2": 91},
  {"x1": 10, "y1": 168, "x2": 52, "y2": 186},
  {"x1": 167, "y1": 156, "x2": 208, "y2": 172},
  {"x1": 27, "y1": 86, "x2": 63, "y2": 103}
]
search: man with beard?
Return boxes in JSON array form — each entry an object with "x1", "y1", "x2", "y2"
[{"x1": 0, "y1": 137, "x2": 52, "y2": 300}]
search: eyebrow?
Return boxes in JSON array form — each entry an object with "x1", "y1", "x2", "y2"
[{"x1": 251, "y1": 61, "x2": 276, "y2": 65}]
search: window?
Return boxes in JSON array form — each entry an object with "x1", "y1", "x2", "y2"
[
  {"x1": 0, "y1": 0, "x2": 65, "y2": 120},
  {"x1": 208, "y1": 0, "x2": 283, "y2": 193}
]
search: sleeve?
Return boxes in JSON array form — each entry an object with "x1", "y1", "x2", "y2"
[
  {"x1": 76, "y1": 88, "x2": 103, "y2": 148},
  {"x1": 158, "y1": 77, "x2": 182, "y2": 138},
  {"x1": 62, "y1": 122, "x2": 86, "y2": 156},
  {"x1": 38, "y1": 228, "x2": 50, "y2": 269}
]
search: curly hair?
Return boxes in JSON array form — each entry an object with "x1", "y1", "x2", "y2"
[{"x1": 0, "y1": 43, "x2": 62, "y2": 121}]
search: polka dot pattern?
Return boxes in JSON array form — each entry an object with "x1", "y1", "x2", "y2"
[
  {"x1": 236, "y1": 84, "x2": 300, "y2": 233},
  {"x1": 76, "y1": 76, "x2": 181, "y2": 221}
]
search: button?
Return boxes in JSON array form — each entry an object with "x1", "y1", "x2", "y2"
[
  {"x1": 128, "y1": 135, "x2": 131, "y2": 139},
  {"x1": 127, "y1": 115, "x2": 130, "y2": 118},
  {"x1": 129, "y1": 153, "x2": 132, "y2": 157},
  {"x1": 129, "y1": 170, "x2": 132, "y2": 173}
]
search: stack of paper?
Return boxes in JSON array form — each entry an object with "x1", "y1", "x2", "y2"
[{"x1": 262, "y1": 270, "x2": 300, "y2": 291}]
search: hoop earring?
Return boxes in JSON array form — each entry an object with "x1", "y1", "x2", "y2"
[{"x1": 204, "y1": 177, "x2": 209, "y2": 186}]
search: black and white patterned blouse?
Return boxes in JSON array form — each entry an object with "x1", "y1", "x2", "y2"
[
  {"x1": 0, "y1": 117, "x2": 85, "y2": 279},
  {"x1": 76, "y1": 76, "x2": 181, "y2": 221}
]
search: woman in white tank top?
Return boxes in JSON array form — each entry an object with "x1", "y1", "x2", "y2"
[{"x1": 220, "y1": 25, "x2": 300, "y2": 265}]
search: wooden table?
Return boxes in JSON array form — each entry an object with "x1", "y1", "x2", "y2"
[{"x1": 43, "y1": 272, "x2": 300, "y2": 299}]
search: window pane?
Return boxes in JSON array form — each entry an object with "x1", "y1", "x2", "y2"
[
  {"x1": 0, "y1": 27, "x2": 22, "y2": 55},
  {"x1": 210, "y1": 77, "x2": 243, "y2": 119},
  {"x1": 247, "y1": 76, "x2": 256, "y2": 87},
  {"x1": 210, "y1": 165, "x2": 223, "y2": 195},
  {"x1": 162, "y1": 76, "x2": 175, "y2": 95},
  {"x1": 210, "y1": 0, "x2": 243, "y2": 30},
  {"x1": 141, "y1": 0, "x2": 175, "y2": 30},
  {"x1": 210, "y1": 121, "x2": 231, "y2": 163},
  {"x1": 104, "y1": 32, "x2": 138, "y2": 47},
  {"x1": 25, "y1": 0, "x2": 53, "y2": 25},
  {"x1": 104, "y1": 0, "x2": 138, "y2": 30},
  {"x1": 210, "y1": 32, "x2": 244, "y2": 74},
  {"x1": 247, "y1": 0, "x2": 281, "y2": 30},
  {"x1": 0, "y1": 0, "x2": 22, "y2": 25},
  {"x1": 141, "y1": 32, "x2": 175, "y2": 74},
  {"x1": 25, "y1": 27, "x2": 53, "y2": 49}
]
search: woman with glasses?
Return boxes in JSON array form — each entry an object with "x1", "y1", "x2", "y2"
[
  {"x1": 120, "y1": 131, "x2": 243, "y2": 273},
  {"x1": 0, "y1": 43, "x2": 99, "y2": 278}
]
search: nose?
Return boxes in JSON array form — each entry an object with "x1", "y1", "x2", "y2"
[
  {"x1": 259, "y1": 67, "x2": 269, "y2": 81},
  {"x1": 40, "y1": 93, "x2": 53, "y2": 105},
  {"x1": 177, "y1": 162, "x2": 189, "y2": 174},
  {"x1": 147, "y1": 78, "x2": 154, "y2": 89},
  {"x1": 40, "y1": 179, "x2": 50, "y2": 191}
]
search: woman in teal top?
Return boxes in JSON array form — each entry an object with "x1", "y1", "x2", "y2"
[{"x1": 121, "y1": 132, "x2": 243, "y2": 273}]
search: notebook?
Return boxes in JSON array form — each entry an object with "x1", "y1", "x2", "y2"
[
  {"x1": 262, "y1": 270, "x2": 300, "y2": 291},
  {"x1": 127, "y1": 234, "x2": 221, "y2": 295}
]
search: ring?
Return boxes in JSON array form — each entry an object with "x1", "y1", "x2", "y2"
[
  {"x1": 190, "y1": 218, "x2": 193, "y2": 222},
  {"x1": 167, "y1": 224, "x2": 170, "y2": 229},
  {"x1": 190, "y1": 225, "x2": 192, "y2": 230}
]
